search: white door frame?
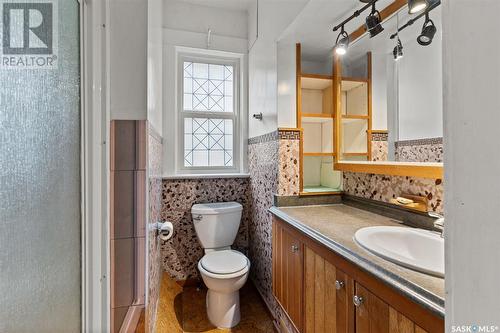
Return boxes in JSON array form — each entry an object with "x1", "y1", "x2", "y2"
[{"x1": 81, "y1": 0, "x2": 110, "y2": 331}]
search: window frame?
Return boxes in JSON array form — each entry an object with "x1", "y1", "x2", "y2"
[{"x1": 176, "y1": 51, "x2": 241, "y2": 174}]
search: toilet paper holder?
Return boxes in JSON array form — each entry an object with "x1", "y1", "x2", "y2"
[{"x1": 151, "y1": 221, "x2": 174, "y2": 241}]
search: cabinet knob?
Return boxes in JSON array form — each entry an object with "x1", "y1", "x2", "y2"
[
  {"x1": 291, "y1": 245, "x2": 299, "y2": 252},
  {"x1": 353, "y1": 295, "x2": 364, "y2": 307},
  {"x1": 335, "y1": 280, "x2": 345, "y2": 290}
]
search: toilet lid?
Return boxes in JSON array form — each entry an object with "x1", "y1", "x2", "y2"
[{"x1": 200, "y1": 250, "x2": 248, "y2": 274}]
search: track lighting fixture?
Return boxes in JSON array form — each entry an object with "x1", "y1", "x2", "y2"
[
  {"x1": 365, "y1": 3, "x2": 384, "y2": 38},
  {"x1": 408, "y1": 0, "x2": 428, "y2": 14},
  {"x1": 417, "y1": 13, "x2": 436, "y2": 46},
  {"x1": 335, "y1": 26, "x2": 349, "y2": 55},
  {"x1": 393, "y1": 38, "x2": 403, "y2": 60}
]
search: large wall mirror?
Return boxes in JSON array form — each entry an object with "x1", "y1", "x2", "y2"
[{"x1": 335, "y1": 1, "x2": 443, "y2": 178}]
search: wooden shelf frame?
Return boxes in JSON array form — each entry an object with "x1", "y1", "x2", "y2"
[
  {"x1": 342, "y1": 115, "x2": 369, "y2": 120},
  {"x1": 297, "y1": 43, "x2": 339, "y2": 194},
  {"x1": 300, "y1": 73, "x2": 333, "y2": 80},
  {"x1": 304, "y1": 152, "x2": 336, "y2": 157},
  {"x1": 334, "y1": 161, "x2": 444, "y2": 179},
  {"x1": 301, "y1": 113, "x2": 335, "y2": 119}
]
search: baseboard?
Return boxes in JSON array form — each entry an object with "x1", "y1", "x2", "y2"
[
  {"x1": 119, "y1": 305, "x2": 144, "y2": 333},
  {"x1": 175, "y1": 278, "x2": 201, "y2": 288}
]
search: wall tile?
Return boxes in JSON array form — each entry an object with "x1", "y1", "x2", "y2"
[
  {"x1": 110, "y1": 120, "x2": 136, "y2": 171},
  {"x1": 111, "y1": 171, "x2": 135, "y2": 239},
  {"x1": 111, "y1": 238, "x2": 135, "y2": 308},
  {"x1": 160, "y1": 178, "x2": 250, "y2": 281},
  {"x1": 146, "y1": 130, "x2": 163, "y2": 333}
]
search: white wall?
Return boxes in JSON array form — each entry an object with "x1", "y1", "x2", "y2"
[
  {"x1": 443, "y1": 0, "x2": 500, "y2": 330},
  {"x1": 162, "y1": 0, "x2": 248, "y2": 174},
  {"x1": 148, "y1": 0, "x2": 163, "y2": 135},
  {"x1": 398, "y1": 32, "x2": 443, "y2": 140},
  {"x1": 109, "y1": 0, "x2": 147, "y2": 120},
  {"x1": 277, "y1": 41, "x2": 297, "y2": 129},
  {"x1": 371, "y1": 53, "x2": 388, "y2": 130},
  {"x1": 248, "y1": 0, "x2": 309, "y2": 138},
  {"x1": 163, "y1": 1, "x2": 248, "y2": 39}
]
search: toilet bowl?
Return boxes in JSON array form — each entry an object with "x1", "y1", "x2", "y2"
[
  {"x1": 191, "y1": 202, "x2": 251, "y2": 328},
  {"x1": 198, "y1": 249, "x2": 250, "y2": 328}
]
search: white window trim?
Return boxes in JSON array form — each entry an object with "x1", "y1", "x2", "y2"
[{"x1": 174, "y1": 46, "x2": 247, "y2": 175}]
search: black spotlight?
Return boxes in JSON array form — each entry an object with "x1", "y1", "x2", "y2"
[
  {"x1": 335, "y1": 26, "x2": 349, "y2": 55},
  {"x1": 417, "y1": 13, "x2": 436, "y2": 46},
  {"x1": 393, "y1": 38, "x2": 403, "y2": 60},
  {"x1": 365, "y1": 4, "x2": 384, "y2": 38}
]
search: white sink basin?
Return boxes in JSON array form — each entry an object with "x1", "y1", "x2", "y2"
[{"x1": 354, "y1": 226, "x2": 444, "y2": 277}]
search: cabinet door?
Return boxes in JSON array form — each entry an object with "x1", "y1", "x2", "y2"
[
  {"x1": 272, "y1": 220, "x2": 303, "y2": 331},
  {"x1": 304, "y1": 246, "x2": 354, "y2": 333},
  {"x1": 354, "y1": 283, "x2": 428, "y2": 333}
]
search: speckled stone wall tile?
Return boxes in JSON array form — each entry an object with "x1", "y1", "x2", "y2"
[
  {"x1": 248, "y1": 133, "x2": 298, "y2": 332},
  {"x1": 371, "y1": 140, "x2": 388, "y2": 161},
  {"x1": 395, "y1": 138, "x2": 443, "y2": 163},
  {"x1": 343, "y1": 172, "x2": 444, "y2": 213},
  {"x1": 160, "y1": 178, "x2": 250, "y2": 281},
  {"x1": 277, "y1": 138, "x2": 300, "y2": 196},
  {"x1": 147, "y1": 130, "x2": 163, "y2": 333}
]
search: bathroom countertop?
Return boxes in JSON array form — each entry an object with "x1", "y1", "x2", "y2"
[{"x1": 269, "y1": 204, "x2": 445, "y2": 318}]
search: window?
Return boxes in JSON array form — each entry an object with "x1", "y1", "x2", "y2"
[{"x1": 178, "y1": 52, "x2": 242, "y2": 173}]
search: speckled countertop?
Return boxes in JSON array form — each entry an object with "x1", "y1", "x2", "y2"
[{"x1": 269, "y1": 204, "x2": 445, "y2": 318}]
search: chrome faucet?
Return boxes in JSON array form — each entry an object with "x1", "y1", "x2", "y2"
[{"x1": 428, "y1": 211, "x2": 444, "y2": 238}]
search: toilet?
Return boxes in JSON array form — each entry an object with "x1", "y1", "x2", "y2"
[{"x1": 191, "y1": 202, "x2": 250, "y2": 328}]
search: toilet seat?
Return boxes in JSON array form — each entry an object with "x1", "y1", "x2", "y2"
[{"x1": 199, "y1": 250, "x2": 250, "y2": 279}]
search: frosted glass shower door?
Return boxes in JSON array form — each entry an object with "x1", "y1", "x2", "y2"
[{"x1": 0, "y1": 0, "x2": 81, "y2": 331}]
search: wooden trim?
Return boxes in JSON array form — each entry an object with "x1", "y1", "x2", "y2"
[
  {"x1": 367, "y1": 52, "x2": 373, "y2": 161},
  {"x1": 349, "y1": 0, "x2": 408, "y2": 43},
  {"x1": 342, "y1": 76, "x2": 369, "y2": 83},
  {"x1": 342, "y1": 115, "x2": 369, "y2": 120},
  {"x1": 301, "y1": 73, "x2": 333, "y2": 80},
  {"x1": 296, "y1": 43, "x2": 302, "y2": 129},
  {"x1": 304, "y1": 152, "x2": 335, "y2": 157},
  {"x1": 334, "y1": 161, "x2": 444, "y2": 179},
  {"x1": 273, "y1": 217, "x2": 444, "y2": 333},
  {"x1": 343, "y1": 152, "x2": 368, "y2": 156},
  {"x1": 299, "y1": 191, "x2": 342, "y2": 196},
  {"x1": 333, "y1": 55, "x2": 342, "y2": 163},
  {"x1": 278, "y1": 127, "x2": 301, "y2": 132},
  {"x1": 301, "y1": 113, "x2": 335, "y2": 119},
  {"x1": 368, "y1": 129, "x2": 389, "y2": 134}
]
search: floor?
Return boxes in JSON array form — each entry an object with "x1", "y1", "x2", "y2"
[{"x1": 155, "y1": 274, "x2": 275, "y2": 333}]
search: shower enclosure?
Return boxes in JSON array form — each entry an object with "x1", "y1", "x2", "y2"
[{"x1": 0, "y1": 0, "x2": 82, "y2": 331}]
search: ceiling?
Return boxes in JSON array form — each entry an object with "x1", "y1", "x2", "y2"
[
  {"x1": 171, "y1": 0, "x2": 255, "y2": 11},
  {"x1": 278, "y1": 0, "x2": 422, "y2": 62}
]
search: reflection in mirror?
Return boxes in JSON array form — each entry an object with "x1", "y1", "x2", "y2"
[{"x1": 341, "y1": 4, "x2": 443, "y2": 164}]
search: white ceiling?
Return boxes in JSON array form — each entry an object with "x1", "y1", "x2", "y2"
[{"x1": 172, "y1": 0, "x2": 254, "y2": 11}]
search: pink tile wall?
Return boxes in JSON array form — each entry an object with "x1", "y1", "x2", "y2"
[{"x1": 110, "y1": 120, "x2": 147, "y2": 333}]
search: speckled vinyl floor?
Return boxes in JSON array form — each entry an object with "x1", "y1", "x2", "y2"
[{"x1": 155, "y1": 274, "x2": 275, "y2": 333}]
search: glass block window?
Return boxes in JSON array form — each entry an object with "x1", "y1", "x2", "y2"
[
  {"x1": 184, "y1": 118, "x2": 233, "y2": 167},
  {"x1": 183, "y1": 62, "x2": 234, "y2": 113}
]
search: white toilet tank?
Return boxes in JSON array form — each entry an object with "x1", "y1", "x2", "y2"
[{"x1": 191, "y1": 202, "x2": 243, "y2": 250}]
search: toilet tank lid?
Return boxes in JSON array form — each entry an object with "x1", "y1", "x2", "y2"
[{"x1": 191, "y1": 202, "x2": 243, "y2": 215}]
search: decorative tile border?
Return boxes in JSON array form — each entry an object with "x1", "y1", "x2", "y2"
[
  {"x1": 370, "y1": 131, "x2": 389, "y2": 141},
  {"x1": 278, "y1": 128, "x2": 301, "y2": 140},
  {"x1": 248, "y1": 130, "x2": 279, "y2": 145},
  {"x1": 395, "y1": 137, "x2": 443, "y2": 147}
]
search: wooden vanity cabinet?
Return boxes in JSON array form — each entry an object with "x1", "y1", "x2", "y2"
[
  {"x1": 304, "y1": 246, "x2": 354, "y2": 333},
  {"x1": 272, "y1": 217, "x2": 443, "y2": 333},
  {"x1": 272, "y1": 219, "x2": 304, "y2": 331}
]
